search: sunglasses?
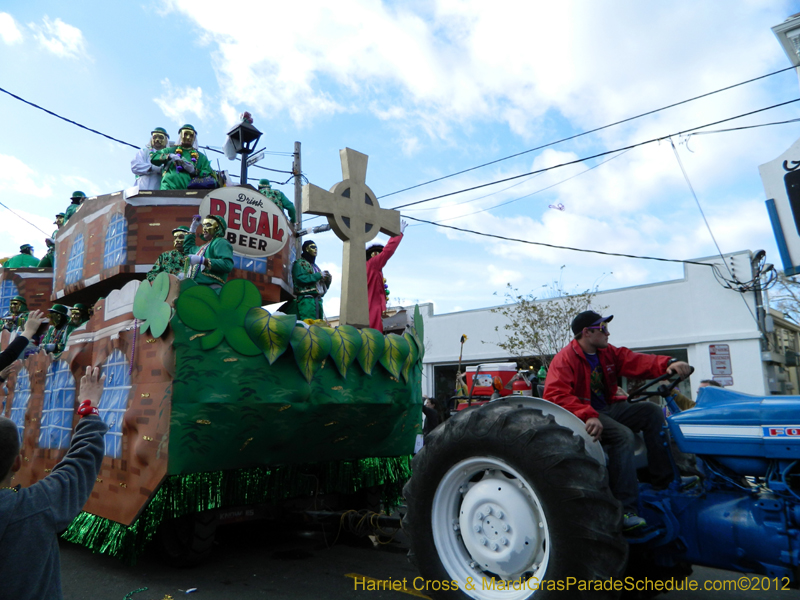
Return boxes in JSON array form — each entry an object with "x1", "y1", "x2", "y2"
[{"x1": 586, "y1": 324, "x2": 609, "y2": 334}]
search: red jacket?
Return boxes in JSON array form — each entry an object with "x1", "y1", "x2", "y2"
[
  {"x1": 543, "y1": 339, "x2": 672, "y2": 422},
  {"x1": 366, "y1": 234, "x2": 402, "y2": 331}
]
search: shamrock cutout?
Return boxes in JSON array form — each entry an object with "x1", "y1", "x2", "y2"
[
  {"x1": 175, "y1": 279, "x2": 262, "y2": 356},
  {"x1": 132, "y1": 272, "x2": 172, "y2": 338}
]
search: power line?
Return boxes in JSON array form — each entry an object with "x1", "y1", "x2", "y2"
[
  {"x1": 0, "y1": 201, "x2": 50, "y2": 237},
  {"x1": 0, "y1": 85, "x2": 295, "y2": 175},
  {"x1": 684, "y1": 116, "x2": 800, "y2": 138},
  {"x1": 0, "y1": 86, "x2": 140, "y2": 149},
  {"x1": 389, "y1": 97, "x2": 800, "y2": 211},
  {"x1": 404, "y1": 215, "x2": 715, "y2": 267},
  {"x1": 378, "y1": 64, "x2": 797, "y2": 200},
  {"x1": 668, "y1": 137, "x2": 763, "y2": 333},
  {"x1": 431, "y1": 148, "x2": 632, "y2": 224}
]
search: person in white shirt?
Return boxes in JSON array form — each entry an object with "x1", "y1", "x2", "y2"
[{"x1": 131, "y1": 127, "x2": 170, "y2": 190}]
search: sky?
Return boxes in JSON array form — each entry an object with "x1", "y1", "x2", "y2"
[{"x1": 1, "y1": 1, "x2": 800, "y2": 320}]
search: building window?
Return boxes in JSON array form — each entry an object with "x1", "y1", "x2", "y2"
[
  {"x1": 103, "y1": 213, "x2": 128, "y2": 270},
  {"x1": 232, "y1": 253, "x2": 267, "y2": 274},
  {"x1": 9, "y1": 367, "x2": 31, "y2": 444},
  {"x1": 65, "y1": 234, "x2": 85, "y2": 285},
  {"x1": 39, "y1": 361, "x2": 76, "y2": 449},
  {"x1": 98, "y1": 350, "x2": 132, "y2": 458},
  {"x1": 0, "y1": 280, "x2": 18, "y2": 318}
]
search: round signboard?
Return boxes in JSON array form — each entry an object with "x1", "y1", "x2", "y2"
[{"x1": 199, "y1": 187, "x2": 290, "y2": 257}]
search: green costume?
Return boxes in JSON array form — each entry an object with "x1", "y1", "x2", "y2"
[
  {"x1": 3, "y1": 296, "x2": 28, "y2": 332},
  {"x1": 4, "y1": 251, "x2": 40, "y2": 268},
  {"x1": 182, "y1": 216, "x2": 234, "y2": 287},
  {"x1": 150, "y1": 124, "x2": 212, "y2": 190},
  {"x1": 258, "y1": 179, "x2": 296, "y2": 223},
  {"x1": 42, "y1": 304, "x2": 70, "y2": 354},
  {"x1": 62, "y1": 303, "x2": 90, "y2": 349},
  {"x1": 64, "y1": 191, "x2": 86, "y2": 222},
  {"x1": 146, "y1": 226, "x2": 190, "y2": 282},
  {"x1": 38, "y1": 250, "x2": 53, "y2": 268},
  {"x1": 283, "y1": 245, "x2": 329, "y2": 320},
  {"x1": 146, "y1": 250, "x2": 186, "y2": 282}
]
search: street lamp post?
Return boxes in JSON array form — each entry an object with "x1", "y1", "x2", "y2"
[
  {"x1": 772, "y1": 13, "x2": 800, "y2": 89},
  {"x1": 226, "y1": 116, "x2": 263, "y2": 186}
]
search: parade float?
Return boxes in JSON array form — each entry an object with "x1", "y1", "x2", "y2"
[{"x1": 1, "y1": 148, "x2": 422, "y2": 564}]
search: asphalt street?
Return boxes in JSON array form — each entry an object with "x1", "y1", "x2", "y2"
[{"x1": 60, "y1": 518, "x2": 800, "y2": 600}]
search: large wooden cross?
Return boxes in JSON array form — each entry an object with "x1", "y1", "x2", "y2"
[{"x1": 302, "y1": 148, "x2": 401, "y2": 327}]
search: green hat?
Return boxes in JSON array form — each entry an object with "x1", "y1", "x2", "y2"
[
  {"x1": 55, "y1": 212, "x2": 65, "y2": 218},
  {"x1": 71, "y1": 303, "x2": 89, "y2": 311},
  {"x1": 178, "y1": 124, "x2": 197, "y2": 133},
  {"x1": 208, "y1": 215, "x2": 227, "y2": 237},
  {"x1": 258, "y1": 179, "x2": 271, "y2": 189},
  {"x1": 172, "y1": 225, "x2": 190, "y2": 235},
  {"x1": 48, "y1": 304, "x2": 69, "y2": 316},
  {"x1": 20, "y1": 244, "x2": 33, "y2": 253},
  {"x1": 152, "y1": 127, "x2": 168, "y2": 135},
  {"x1": 70, "y1": 191, "x2": 86, "y2": 200},
  {"x1": 11, "y1": 296, "x2": 26, "y2": 304}
]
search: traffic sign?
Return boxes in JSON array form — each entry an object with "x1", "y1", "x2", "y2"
[
  {"x1": 246, "y1": 149, "x2": 266, "y2": 167},
  {"x1": 709, "y1": 344, "x2": 732, "y2": 376}
]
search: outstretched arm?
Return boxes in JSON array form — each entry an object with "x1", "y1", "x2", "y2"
[
  {"x1": 370, "y1": 221, "x2": 406, "y2": 271},
  {"x1": 33, "y1": 367, "x2": 109, "y2": 529}
]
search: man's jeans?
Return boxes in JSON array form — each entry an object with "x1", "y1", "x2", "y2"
[{"x1": 597, "y1": 400, "x2": 673, "y2": 513}]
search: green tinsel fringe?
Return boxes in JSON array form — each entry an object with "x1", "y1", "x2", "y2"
[{"x1": 60, "y1": 455, "x2": 412, "y2": 564}]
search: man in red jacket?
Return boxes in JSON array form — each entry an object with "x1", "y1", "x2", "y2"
[{"x1": 543, "y1": 310, "x2": 693, "y2": 532}]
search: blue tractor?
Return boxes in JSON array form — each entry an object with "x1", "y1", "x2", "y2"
[{"x1": 403, "y1": 372, "x2": 800, "y2": 599}]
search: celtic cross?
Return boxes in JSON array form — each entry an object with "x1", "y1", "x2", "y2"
[{"x1": 302, "y1": 148, "x2": 401, "y2": 327}]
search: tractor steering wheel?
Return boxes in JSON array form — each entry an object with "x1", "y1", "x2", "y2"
[{"x1": 627, "y1": 367, "x2": 693, "y2": 403}]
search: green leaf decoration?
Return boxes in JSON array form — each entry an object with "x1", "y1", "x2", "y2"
[
  {"x1": 133, "y1": 272, "x2": 172, "y2": 338},
  {"x1": 175, "y1": 279, "x2": 262, "y2": 356},
  {"x1": 290, "y1": 325, "x2": 332, "y2": 382},
  {"x1": 244, "y1": 308, "x2": 297, "y2": 364},
  {"x1": 413, "y1": 304, "x2": 424, "y2": 343},
  {"x1": 328, "y1": 325, "x2": 363, "y2": 379},
  {"x1": 357, "y1": 328, "x2": 385, "y2": 376},
  {"x1": 402, "y1": 331, "x2": 420, "y2": 383},
  {"x1": 379, "y1": 333, "x2": 410, "y2": 380},
  {"x1": 413, "y1": 304, "x2": 425, "y2": 361}
]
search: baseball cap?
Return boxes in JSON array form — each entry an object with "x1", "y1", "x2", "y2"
[{"x1": 571, "y1": 311, "x2": 613, "y2": 335}]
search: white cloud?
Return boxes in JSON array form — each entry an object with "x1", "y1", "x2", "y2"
[
  {"x1": 0, "y1": 12, "x2": 23, "y2": 45},
  {"x1": 30, "y1": 16, "x2": 88, "y2": 59},
  {"x1": 0, "y1": 155, "x2": 51, "y2": 197},
  {"x1": 161, "y1": 1, "x2": 790, "y2": 139},
  {"x1": 154, "y1": 78, "x2": 209, "y2": 125}
]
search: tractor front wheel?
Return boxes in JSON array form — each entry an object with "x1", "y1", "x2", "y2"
[{"x1": 403, "y1": 400, "x2": 627, "y2": 599}]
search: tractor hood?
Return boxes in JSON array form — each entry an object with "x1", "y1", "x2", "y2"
[{"x1": 669, "y1": 387, "x2": 800, "y2": 471}]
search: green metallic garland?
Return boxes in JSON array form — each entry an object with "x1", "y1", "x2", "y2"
[{"x1": 61, "y1": 455, "x2": 412, "y2": 564}]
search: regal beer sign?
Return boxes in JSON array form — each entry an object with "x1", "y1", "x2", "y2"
[{"x1": 200, "y1": 187, "x2": 289, "y2": 257}]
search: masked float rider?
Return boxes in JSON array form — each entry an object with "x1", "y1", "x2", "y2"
[
  {"x1": 365, "y1": 220, "x2": 407, "y2": 332},
  {"x1": 64, "y1": 191, "x2": 86, "y2": 223},
  {"x1": 41, "y1": 304, "x2": 70, "y2": 354},
  {"x1": 146, "y1": 226, "x2": 190, "y2": 282},
  {"x1": 4, "y1": 245, "x2": 40, "y2": 269},
  {"x1": 3, "y1": 296, "x2": 29, "y2": 332},
  {"x1": 131, "y1": 127, "x2": 170, "y2": 190},
  {"x1": 284, "y1": 240, "x2": 332, "y2": 321},
  {"x1": 150, "y1": 124, "x2": 212, "y2": 190},
  {"x1": 182, "y1": 215, "x2": 234, "y2": 289},
  {"x1": 38, "y1": 213, "x2": 65, "y2": 268},
  {"x1": 258, "y1": 179, "x2": 297, "y2": 226}
]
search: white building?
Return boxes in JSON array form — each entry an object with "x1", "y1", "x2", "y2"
[{"x1": 418, "y1": 250, "x2": 795, "y2": 404}]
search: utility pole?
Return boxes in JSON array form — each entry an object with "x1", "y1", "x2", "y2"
[{"x1": 293, "y1": 141, "x2": 302, "y2": 255}]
